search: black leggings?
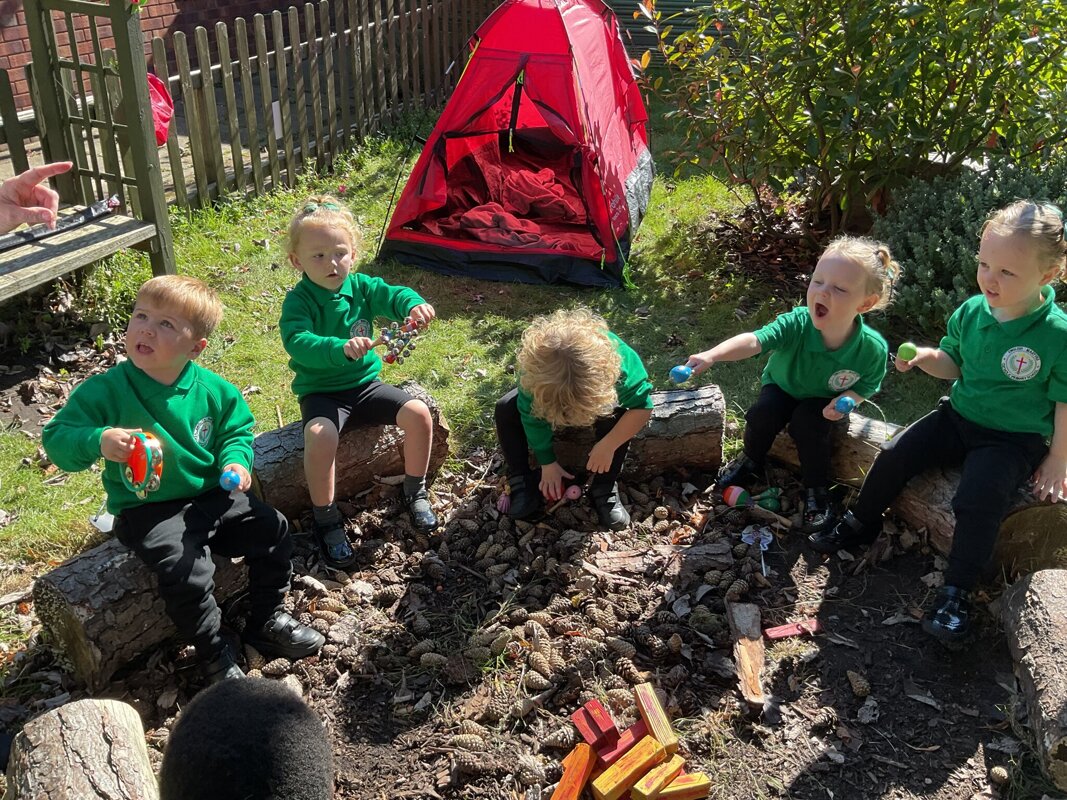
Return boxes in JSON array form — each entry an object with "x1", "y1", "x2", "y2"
[{"x1": 743, "y1": 383, "x2": 837, "y2": 488}]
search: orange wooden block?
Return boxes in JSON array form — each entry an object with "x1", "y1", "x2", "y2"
[
  {"x1": 631, "y1": 754, "x2": 685, "y2": 800},
  {"x1": 633, "y1": 683, "x2": 679, "y2": 754},
  {"x1": 658, "y1": 772, "x2": 711, "y2": 799},
  {"x1": 551, "y1": 742, "x2": 597, "y2": 800},
  {"x1": 572, "y1": 699, "x2": 618, "y2": 746},
  {"x1": 591, "y1": 735, "x2": 665, "y2": 800},
  {"x1": 597, "y1": 719, "x2": 648, "y2": 766}
]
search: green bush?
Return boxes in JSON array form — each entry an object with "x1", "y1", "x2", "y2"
[
  {"x1": 871, "y1": 157, "x2": 1067, "y2": 338},
  {"x1": 647, "y1": 0, "x2": 1067, "y2": 235}
]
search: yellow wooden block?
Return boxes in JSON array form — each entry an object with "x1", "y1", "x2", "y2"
[
  {"x1": 658, "y1": 772, "x2": 712, "y2": 799},
  {"x1": 633, "y1": 682, "x2": 680, "y2": 754},
  {"x1": 590, "y1": 735, "x2": 665, "y2": 800},
  {"x1": 630, "y1": 754, "x2": 685, "y2": 800}
]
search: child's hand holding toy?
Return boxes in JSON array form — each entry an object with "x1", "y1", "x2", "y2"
[
  {"x1": 220, "y1": 464, "x2": 251, "y2": 492},
  {"x1": 540, "y1": 462, "x2": 575, "y2": 502},
  {"x1": 407, "y1": 303, "x2": 436, "y2": 326},
  {"x1": 343, "y1": 336, "x2": 375, "y2": 361},
  {"x1": 101, "y1": 427, "x2": 141, "y2": 462}
]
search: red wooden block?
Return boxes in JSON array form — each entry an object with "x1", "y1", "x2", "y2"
[
  {"x1": 763, "y1": 618, "x2": 822, "y2": 640},
  {"x1": 572, "y1": 700, "x2": 619, "y2": 746},
  {"x1": 596, "y1": 719, "x2": 648, "y2": 766}
]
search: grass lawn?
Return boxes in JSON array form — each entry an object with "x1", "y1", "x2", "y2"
[{"x1": 0, "y1": 105, "x2": 946, "y2": 589}]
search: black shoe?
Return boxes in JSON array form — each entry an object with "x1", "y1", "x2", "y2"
[
  {"x1": 716, "y1": 455, "x2": 763, "y2": 490},
  {"x1": 922, "y1": 586, "x2": 972, "y2": 643},
  {"x1": 807, "y1": 511, "x2": 871, "y2": 554},
  {"x1": 589, "y1": 481, "x2": 630, "y2": 531},
  {"x1": 244, "y1": 610, "x2": 325, "y2": 661},
  {"x1": 405, "y1": 487, "x2": 440, "y2": 533},
  {"x1": 802, "y1": 487, "x2": 835, "y2": 533},
  {"x1": 201, "y1": 645, "x2": 246, "y2": 684},
  {"x1": 506, "y1": 473, "x2": 543, "y2": 520},
  {"x1": 313, "y1": 519, "x2": 358, "y2": 570}
]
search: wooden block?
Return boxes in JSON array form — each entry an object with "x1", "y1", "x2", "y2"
[
  {"x1": 658, "y1": 772, "x2": 711, "y2": 799},
  {"x1": 631, "y1": 754, "x2": 685, "y2": 800},
  {"x1": 763, "y1": 618, "x2": 822, "y2": 640},
  {"x1": 597, "y1": 719, "x2": 648, "y2": 766},
  {"x1": 584, "y1": 699, "x2": 619, "y2": 745},
  {"x1": 572, "y1": 705, "x2": 610, "y2": 747},
  {"x1": 633, "y1": 683, "x2": 680, "y2": 754},
  {"x1": 591, "y1": 735, "x2": 665, "y2": 800},
  {"x1": 551, "y1": 742, "x2": 597, "y2": 800}
]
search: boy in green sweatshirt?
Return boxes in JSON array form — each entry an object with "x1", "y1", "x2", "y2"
[
  {"x1": 280, "y1": 197, "x2": 440, "y2": 570},
  {"x1": 494, "y1": 308, "x2": 654, "y2": 530},
  {"x1": 42, "y1": 276, "x2": 323, "y2": 683}
]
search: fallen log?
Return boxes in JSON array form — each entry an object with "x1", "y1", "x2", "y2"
[
  {"x1": 252, "y1": 381, "x2": 450, "y2": 520},
  {"x1": 33, "y1": 539, "x2": 248, "y2": 692},
  {"x1": 5, "y1": 698, "x2": 158, "y2": 800},
  {"x1": 1000, "y1": 570, "x2": 1067, "y2": 791},
  {"x1": 552, "y1": 385, "x2": 726, "y2": 480},
  {"x1": 768, "y1": 412, "x2": 1067, "y2": 576}
]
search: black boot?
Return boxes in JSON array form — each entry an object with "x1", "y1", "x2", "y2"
[
  {"x1": 807, "y1": 510, "x2": 874, "y2": 554},
  {"x1": 404, "y1": 487, "x2": 440, "y2": 533},
  {"x1": 588, "y1": 481, "x2": 630, "y2": 531},
  {"x1": 716, "y1": 454, "x2": 763, "y2": 490},
  {"x1": 802, "y1": 487, "x2": 835, "y2": 533},
  {"x1": 200, "y1": 645, "x2": 246, "y2": 684},
  {"x1": 244, "y1": 610, "x2": 325, "y2": 661},
  {"x1": 506, "y1": 473, "x2": 543, "y2": 520},
  {"x1": 313, "y1": 519, "x2": 358, "y2": 570},
  {"x1": 922, "y1": 585, "x2": 972, "y2": 643}
]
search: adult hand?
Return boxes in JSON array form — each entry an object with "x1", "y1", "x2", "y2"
[
  {"x1": 221, "y1": 463, "x2": 253, "y2": 492},
  {"x1": 407, "y1": 303, "x2": 436, "y2": 326},
  {"x1": 539, "y1": 461, "x2": 574, "y2": 502},
  {"x1": 0, "y1": 161, "x2": 72, "y2": 234},
  {"x1": 100, "y1": 427, "x2": 140, "y2": 462}
]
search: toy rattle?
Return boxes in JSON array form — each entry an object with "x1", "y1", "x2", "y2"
[
  {"x1": 373, "y1": 317, "x2": 427, "y2": 365},
  {"x1": 122, "y1": 432, "x2": 163, "y2": 499},
  {"x1": 547, "y1": 483, "x2": 584, "y2": 514},
  {"x1": 896, "y1": 341, "x2": 918, "y2": 363},
  {"x1": 220, "y1": 469, "x2": 241, "y2": 491},
  {"x1": 669, "y1": 364, "x2": 693, "y2": 384},
  {"x1": 834, "y1": 396, "x2": 856, "y2": 414},
  {"x1": 722, "y1": 485, "x2": 781, "y2": 512}
]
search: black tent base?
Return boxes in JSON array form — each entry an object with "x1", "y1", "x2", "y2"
[{"x1": 378, "y1": 239, "x2": 628, "y2": 289}]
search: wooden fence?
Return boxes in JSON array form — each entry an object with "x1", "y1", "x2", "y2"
[{"x1": 0, "y1": 0, "x2": 495, "y2": 209}]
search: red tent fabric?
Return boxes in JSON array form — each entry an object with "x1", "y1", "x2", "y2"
[{"x1": 379, "y1": 0, "x2": 653, "y2": 287}]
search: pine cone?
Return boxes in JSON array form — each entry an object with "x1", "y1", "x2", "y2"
[
  {"x1": 244, "y1": 644, "x2": 266, "y2": 671},
  {"x1": 470, "y1": 626, "x2": 503, "y2": 647},
  {"x1": 703, "y1": 569, "x2": 724, "y2": 585},
  {"x1": 653, "y1": 519, "x2": 671, "y2": 534},
  {"x1": 261, "y1": 657, "x2": 291, "y2": 677},
  {"x1": 320, "y1": 643, "x2": 338, "y2": 659},
  {"x1": 498, "y1": 545, "x2": 519, "y2": 562},
  {"x1": 317, "y1": 596, "x2": 347, "y2": 614},
  {"x1": 665, "y1": 664, "x2": 688, "y2": 686},
  {"x1": 412, "y1": 613, "x2": 432, "y2": 637},
  {"x1": 474, "y1": 540, "x2": 492, "y2": 560},
  {"x1": 614, "y1": 657, "x2": 644, "y2": 684},
  {"x1": 605, "y1": 687, "x2": 634, "y2": 714},
  {"x1": 338, "y1": 646, "x2": 363, "y2": 668},
  {"x1": 452, "y1": 749, "x2": 482, "y2": 774},
  {"x1": 407, "y1": 639, "x2": 436, "y2": 659},
  {"x1": 548, "y1": 648, "x2": 567, "y2": 673},
  {"x1": 653, "y1": 506, "x2": 670, "y2": 520},
  {"x1": 668, "y1": 632, "x2": 684, "y2": 654},
  {"x1": 812, "y1": 706, "x2": 838, "y2": 730},
  {"x1": 311, "y1": 618, "x2": 330, "y2": 635},
  {"x1": 458, "y1": 719, "x2": 489, "y2": 736},
  {"x1": 725, "y1": 578, "x2": 749, "y2": 600},
  {"x1": 525, "y1": 620, "x2": 550, "y2": 643},
  {"x1": 847, "y1": 670, "x2": 871, "y2": 697},
  {"x1": 509, "y1": 607, "x2": 529, "y2": 624},
  {"x1": 464, "y1": 646, "x2": 492, "y2": 664},
  {"x1": 585, "y1": 605, "x2": 617, "y2": 631},
  {"x1": 547, "y1": 595, "x2": 572, "y2": 614},
  {"x1": 524, "y1": 671, "x2": 552, "y2": 691},
  {"x1": 448, "y1": 733, "x2": 487, "y2": 751},
  {"x1": 436, "y1": 540, "x2": 450, "y2": 561},
  {"x1": 607, "y1": 636, "x2": 637, "y2": 659},
  {"x1": 644, "y1": 634, "x2": 669, "y2": 662},
  {"x1": 482, "y1": 691, "x2": 511, "y2": 723},
  {"x1": 376, "y1": 584, "x2": 405, "y2": 604},
  {"x1": 298, "y1": 611, "x2": 314, "y2": 627},
  {"x1": 246, "y1": 668, "x2": 264, "y2": 679},
  {"x1": 490, "y1": 631, "x2": 512, "y2": 656},
  {"x1": 420, "y1": 652, "x2": 449, "y2": 669},
  {"x1": 542, "y1": 726, "x2": 577, "y2": 749},
  {"x1": 515, "y1": 754, "x2": 546, "y2": 786},
  {"x1": 529, "y1": 651, "x2": 554, "y2": 678},
  {"x1": 733, "y1": 542, "x2": 749, "y2": 558}
]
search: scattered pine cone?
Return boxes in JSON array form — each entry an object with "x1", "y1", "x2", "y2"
[
  {"x1": 463, "y1": 646, "x2": 492, "y2": 664},
  {"x1": 408, "y1": 639, "x2": 436, "y2": 659},
  {"x1": 529, "y1": 651, "x2": 553, "y2": 678},
  {"x1": 542, "y1": 726, "x2": 577, "y2": 749},
  {"x1": 607, "y1": 636, "x2": 637, "y2": 659},
  {"x1": 448, "y1": 733, "x2": 487, "y2": 751},
  {"x1": 509, "y1": 607, "x2": 529, "y2": 624},
  {"x1": 412, "y1": 613, "x2": 432, "y2": 636},
  {"x1": 524, "y1": 671, "x2": 552, "y2": 691},
  {"x1": 614, "y1": 656, "x2": 644, "y2": 684},
  {"x1": 457, "y1": 719, "x2": 489, "y2": 736},
  {"x1": 261, "y1": 657, "x2": 291, "y2": 677},
  {"x1": 515, "y1": 754, "x2": 546, "y2": 786},
  {"x1": 482, "y1": 692, "x2": 511, "y2": 723},
  {"x1": 668, "y1": 633, "x2": 684, "y2": 655},
  {"x1": 244, "y1": 644, "x2": 266, "y2": 671},
  {"x1": 605, "y1": 688, "x2": 634, "y2": 714},
  {"x1": 490, "y1": 631, "x2": 512, "y2": 656},
  {"x1": 812, "y1": 706, "x2": 838, "y2": 730},
  {"x1": 847, "y1": 670, "x2": 871, "y2": 698},
  {"x1": 420, "y1": 652, "x2": 449, "y2": 669},
  {"x1": 725, "y1": 578, "x2": 749, "y2": 600}
]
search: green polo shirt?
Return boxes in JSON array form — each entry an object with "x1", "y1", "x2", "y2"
[
  {"x1": 517, "y1": 332, "x2": 654, "y2": 465},
  {"x1": 41, "y1": 360, "x2": 256, "y2": 514},
  {"x1": 753, "y1": 306, "x2": 888, "y2": 399},
  {"x1": 280, "y1": 272, "x2": 425, "y2": 399},
  {"x1": 939, "y1": 286, "x2": 1067, "y2": 437}
]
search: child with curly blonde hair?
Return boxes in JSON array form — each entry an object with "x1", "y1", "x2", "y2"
[
  {"x1": 494, "y1": 309, "x2": 654, "y2": 530},
  {"x1": 686, "y1": 235, "x2": 900, "y2": 533},
  {"x1": 280, "y1": 196, "x2": 439, "y2": 569}
]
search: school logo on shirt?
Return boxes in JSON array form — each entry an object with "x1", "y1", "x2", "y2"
[
  {"x1": 350, "y1": 319, "x2": 371, "y2": 338},
  {"x1": 828, "y1": 370, "x2": 860, "y2": 391},
  {"x1": 193, "y1": 417, "x2": 214, "y2": 446},
  {"x1": 1001, "y1": 347, "x2": 1041, "y2": 381}
]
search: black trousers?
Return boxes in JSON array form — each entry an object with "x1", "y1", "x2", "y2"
[
  {"x1": 851, "y1": 398, "x2": 1047, "y2": 589},
  {"x1": 494, "y1": 388, "x2": 630, "y2": 487},
  {"x1": 115, "y1": 487, "x2": 293, "y2": 659},
  {"x1": 743, "y1": 383, "x2": 836, "y2": 488}
]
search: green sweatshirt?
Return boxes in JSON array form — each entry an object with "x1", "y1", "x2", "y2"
[
  {"x1": 280, "y1": 272, "x2": 425, "y2": 399},
  {"x1": 517, "y1": 332, "x2": 654, "y2": 465},
  {"x1": 41, "y1": 359, "x2": 255, "y2": 514}
]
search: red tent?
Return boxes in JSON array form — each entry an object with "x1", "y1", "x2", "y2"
[{"x1": 379, "y1": 0, "x2": 653, "y2": 287}]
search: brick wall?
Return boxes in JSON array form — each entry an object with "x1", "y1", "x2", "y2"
[{"x1": 0, "y1": 0, "x2": 297, "y2": 111}]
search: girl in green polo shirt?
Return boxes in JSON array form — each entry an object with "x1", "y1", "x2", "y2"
[
  {"x1": 685, "y1": 236, "x2": 899, "y2": 534},
  {"x1": 809, "y1": 200, "x2": 1067, "y2": 644},
  {"x1": 280, "y1": 197, "x2": 441, "y2": 569}
]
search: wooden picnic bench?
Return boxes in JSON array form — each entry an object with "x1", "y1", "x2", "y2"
[{"x1": 0, "y1": 0, "x2": 176, "y2": 304}]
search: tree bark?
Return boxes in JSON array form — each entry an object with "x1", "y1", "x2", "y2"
[
  {"x1": 4, "y1": 699, "x2": 158, "y2": 800},
  {"x1": 768, "y1": 413, "x2": 1067, "y2": 575},
  {"x1": 252, "y1": 382, "x2": 451, "y2": 519},
  {"x1": 1000, "y1": 570, "x2": 1067, "y2": 791},
  {"x1": 552, "y1": 385, "x2": 725, "y2": 479},
  {"x1": 32, "y1": 539, "x2": 248, "y2": 692}
]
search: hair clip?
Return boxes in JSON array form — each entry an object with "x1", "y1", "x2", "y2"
[{"x1": 303, "y1": 201, "x2": 342, "y2": 214}]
